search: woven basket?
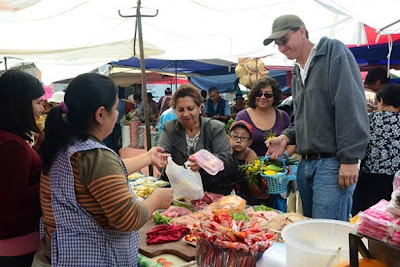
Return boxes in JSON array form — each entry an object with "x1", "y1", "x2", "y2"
[
  {"x1": 234, "y1": 64, "x2": 248, "y2": 78},
  {"x1": 244, "y1": 58, "x2": 265, "y2": 73},
  {"x1": 239, "y1": 71, "x2": 269, "y2": 88},
  {"x1": 259, "y1": 156, "x2": 288, "y2": 194}
]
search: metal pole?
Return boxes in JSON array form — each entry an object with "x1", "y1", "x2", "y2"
[
  {"x1": 174, "y1": 61, "x2": 178, "y2": 91},
  {"x1": 136, "y1": 0, "x2": 153, "y2": 176},
  {"x1": 4, "y1": 57, "x2": 7, "y2": 71}
]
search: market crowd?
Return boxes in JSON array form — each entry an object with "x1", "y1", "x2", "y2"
[{"x1": 0, "y1": 14, "x2": 399, "y2": 267}]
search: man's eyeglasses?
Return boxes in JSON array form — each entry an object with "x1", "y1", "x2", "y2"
[
  {"x1": 255, "y1": 91, "x2": 274, "y2": 99},
  {"x1": 275, "y1": 28, "x2": 299, "y2": 46},
  {"x1": 230, "y1": 135, "x2": 251, "y2": 142}
]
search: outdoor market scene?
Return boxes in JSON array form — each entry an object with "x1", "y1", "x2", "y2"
[{"x1": 1, "y1": 0, "x2": 400, "y2": 266}]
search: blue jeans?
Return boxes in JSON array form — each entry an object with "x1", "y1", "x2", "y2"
[{"x1": 297, "y1": 157, "x2": 355, "y2": 221}]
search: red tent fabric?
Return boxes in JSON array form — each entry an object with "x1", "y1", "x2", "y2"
[{"x1": 364, "y1": 25, "x2": 400, "y2": 45}]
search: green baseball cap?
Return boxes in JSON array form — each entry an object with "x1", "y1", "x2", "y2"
[{"x1": 263, "y1": 14, "x2": 305, "y2": 46}]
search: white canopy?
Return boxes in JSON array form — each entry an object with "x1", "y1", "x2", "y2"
[{"x1": 0, "y1": 0, "x2": 399, "y2": 84}]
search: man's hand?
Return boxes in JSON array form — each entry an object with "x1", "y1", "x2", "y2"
[
  {"x1": 338, "y1": 163, "x2": 359, "y2": 189},
  {"x1": 265, "y1": 135, "x2": 290, "y2": 159}
]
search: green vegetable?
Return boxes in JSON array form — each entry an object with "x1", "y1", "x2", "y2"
[
  {"x1": 153, "y1": 211, "x2": 173, "y2": 225},
  {"x1": 266, "y1": 159, "x2": 298, "y2": 168},
  {"x1": 266, "y1": 164, "x2": 284, "y2": 172},
  {"x1": 232, "y1": 213, "x2": 250, "y2": 221},
  {"x1": 254, "y1": 205, "x2": 274, "y2": 212},
  {"x1": 225, "y1": 118, "x2": 235, "y2": 133}
]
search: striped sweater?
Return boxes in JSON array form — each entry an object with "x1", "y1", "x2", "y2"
[{"x1": 41, "y1": 146, "x2": 148, "y2": 240}]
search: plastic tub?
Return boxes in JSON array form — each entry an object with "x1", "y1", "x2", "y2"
[
  {"x1": 281, "y1": 219, "x2": 355, "y2": 267},
  {"x1": 256, "y1": 242, "x2": 286, "y2": 267},
  {"x1": 191, "y1": 149, "x2": 224, "y2": 175}
]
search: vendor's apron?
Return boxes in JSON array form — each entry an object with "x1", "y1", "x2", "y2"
[{"x1": 50, "y1": 139, "x2": 139, "y2": 266}]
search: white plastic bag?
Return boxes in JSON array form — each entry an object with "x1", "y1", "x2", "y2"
[
  {"x1": 165, "y1": 157, "x2": 204, "y2": 200},
  {"x1": 121, "y1": 125, "x2": 130, "y2": 148}
]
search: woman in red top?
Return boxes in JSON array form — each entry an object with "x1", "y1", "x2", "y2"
[{"x1": 0, "y1": 70, "x2": 44, "y2": 266}]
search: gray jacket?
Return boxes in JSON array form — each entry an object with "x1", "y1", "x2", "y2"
[
  {"x1": 283, "y1": 37, "x2": 369, "y2": 164},
  {"x1": 158, "y1": 117, "x2": 238, "y2": 194}
]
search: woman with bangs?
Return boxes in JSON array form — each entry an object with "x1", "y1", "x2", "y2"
[{"x1": 0, "y1": 70, "x2": 44, "y2": 266}]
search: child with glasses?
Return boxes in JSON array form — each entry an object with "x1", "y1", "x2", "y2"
[
  {"x1": 228, "y1": 121, "x2": 273, "y2": 206},
  {"x1": 228, "y1": 120, "x2": 254, "y2": 165}
]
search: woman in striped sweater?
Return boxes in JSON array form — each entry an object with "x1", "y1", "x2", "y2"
[{"x1": 33, "y1": 73, "x2": 173, "y2": 266}]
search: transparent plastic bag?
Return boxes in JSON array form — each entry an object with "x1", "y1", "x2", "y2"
[
  {"x1": 191, "y1": 149, "x2": 224, "y2": 175},
  {"x1": 165, "y1": 157, "x2": 204, "y2": 200}
]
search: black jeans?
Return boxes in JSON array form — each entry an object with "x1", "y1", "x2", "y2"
[
  {"x1": 352, "y1": 172, "x2": 394, "y2": 215},
  {"x1": 0, "y1": 252, "x2": 35, "y2": 267}
]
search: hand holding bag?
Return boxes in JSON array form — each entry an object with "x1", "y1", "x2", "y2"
[{"x1": 165, "y1": 156, "x2": 204, "y2": 200}]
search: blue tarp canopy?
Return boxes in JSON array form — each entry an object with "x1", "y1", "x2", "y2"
[
  {"x1": 112, "y1": 57, "x2": 235, "y2": 76},
  {"x1": 113, "y1": 57, "x2": 288, "y2": 93},
  {"x1": 350, "y1": 41, "x2": 400, "y2": 70},
  {"x1": 189, "y1": 70, "x2": 288, "y2": 93},
  {"x1": 189, "y1": 74, "x2": 238, "y2": 93}
]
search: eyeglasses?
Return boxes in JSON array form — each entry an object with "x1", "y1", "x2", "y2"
[
  {"x1": 230, "y1": 135, "x2": 251, "y2": 142},
  {"x1": 275, "y1": 28, "x2": 299, "y2": 46},
  {"x1": 255, "y1": 91, "x2": 274, "y2": 99}
]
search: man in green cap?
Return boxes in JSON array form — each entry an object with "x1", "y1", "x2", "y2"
[{"x1": 264, "y1": 15, "x2": 369, "y2": 221}]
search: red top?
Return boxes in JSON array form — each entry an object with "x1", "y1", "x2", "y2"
[{"x1": 0, "y1": 129, "x2": 41, "y2": 239}]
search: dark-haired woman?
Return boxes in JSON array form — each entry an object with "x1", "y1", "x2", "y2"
[
  {"x1": 34, "y1": 73, "x2": 173, "y2": 266},
  {"x1": 158, "y1": 84, "x2": 239, "y2": 195},
  {"x1": 0, "y1": 70, "x2": 44, "y2": 266},
  {"x1": 236, "y1": 77, "x2": 295, "y2": 156},
  {"x1": 352, "y1": 83, "x2": 400, "y2": 214},
  {"x1": 235, "y1": 77, "x2": 295, "y2": 208}
]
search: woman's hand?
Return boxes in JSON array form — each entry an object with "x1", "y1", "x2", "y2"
[
  {"x1": 148, "y1": 147, "x2": 170, "y2": 168},
  {"x1": 187, "y1": 156, "x2": 201, "y2": 172},
  {"x1": 144, "y1": 188, "x2": 174, "y2": 216}
]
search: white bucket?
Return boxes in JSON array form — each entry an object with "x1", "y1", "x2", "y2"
[{"x1": 281, "y1": 219, "x2": 355, "y2": 267}]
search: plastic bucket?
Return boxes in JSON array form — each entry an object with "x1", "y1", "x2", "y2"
[{"x1": 281, "y1": 219, "x2": 355, "y2": 267}]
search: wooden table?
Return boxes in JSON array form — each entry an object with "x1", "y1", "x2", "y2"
[
  {"x1": 138, "y1": 220, "x2": 196, "y2": 262},
  {"x1": 349, "y1": 231, "x2": 400, "y2": 267}
]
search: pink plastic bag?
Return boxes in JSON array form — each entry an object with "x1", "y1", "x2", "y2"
[
  {"x1": 357, "y1": 223, "x2": 389, "y2": 243},
  {"x1": 191, "y1": 149, "x2": 224, "y2": 175},
  {"x1": 359, "y1": 200, "x2": 397, "y2": 235}
]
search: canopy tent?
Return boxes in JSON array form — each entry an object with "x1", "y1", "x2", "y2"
[
  {"x1": 0, "y1": 0, "x2": 399, "y2": 84},
  {"x1": 0, "y1": 0, "x2": 378, "y2": 84},
  {"x1": 314, "y1": 0, "x2": 400, "y2": 36},
  {"x1": 144, "y1": 77, "x2": 189, "y2": 85}
]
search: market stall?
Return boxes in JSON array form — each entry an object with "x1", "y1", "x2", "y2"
[{"x1": 128, "y1": 168, "x2": 400, "y2": 267}]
